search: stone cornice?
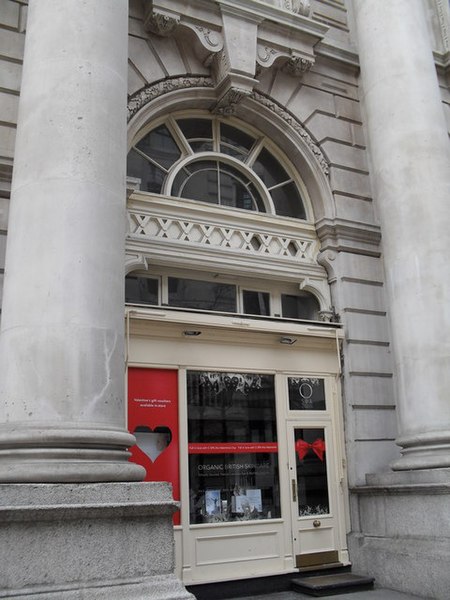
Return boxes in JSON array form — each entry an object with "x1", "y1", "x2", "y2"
[{"x1": 316, "y1": 217, "x2": 381, "y2": 256}]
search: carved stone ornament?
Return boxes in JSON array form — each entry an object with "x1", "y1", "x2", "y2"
[
  {"x1": 290, "y1": 0, "x2": 311, "y2": 17},
  {"x1": 283, "y1": 55, "x2": 314, "y2": 77},
  {"x1": 127, "y1": 77, "x2": 329, "y2": 177},
  {"x1": 145, "y1": 11, "x2": 180, "y2": 36},
  {"x1": 271, "y1": 0, "x2": 310, "y2": 16},
  {"x1": 127, "y1": 77, "x2": 214, "y2": 121},
  {"x1": 212, "y1": 87, "x2": 252, "y2": 116}
]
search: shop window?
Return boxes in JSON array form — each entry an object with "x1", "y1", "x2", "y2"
[
  {"x1": 187, "y1": 371, "x2": 281, "y2": 523},
  {"x1": 127, "y1": 116, "x2": 307, "y2": 220},
  {"x1": 281, "y1": 292, "x2": 320, "y2": 320}
]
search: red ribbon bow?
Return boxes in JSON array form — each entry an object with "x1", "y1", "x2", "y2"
[{"x1": 296, "y1": 438, "x2": 326, "y2": 462}]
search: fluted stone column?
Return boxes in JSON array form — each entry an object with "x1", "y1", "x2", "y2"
[
  {"x1": 354, "y1": 0, "x2": 450, "y2": 470},
  {"x1": 0, "y1": 0, "x2": 144, "y2": 482}
]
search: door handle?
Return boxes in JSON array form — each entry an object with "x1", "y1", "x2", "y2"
[{"x1": 291, "y1": 479, "x2": 297, "y2": 502}]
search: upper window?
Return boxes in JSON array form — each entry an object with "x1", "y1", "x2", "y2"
[
  {"x1": 127, "y1": 116, "x2": 307, "y2": 220},
  {"x1": 125, "y1": 272, "x2": 321, "y2": 322}
]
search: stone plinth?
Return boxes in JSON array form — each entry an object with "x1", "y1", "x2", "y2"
[
  {"x1": 0, "y1": 482, "x2": 193, "y2": 600},
  {"x1": 348, "y1": 469, "x2": 450, "y2": 600}
]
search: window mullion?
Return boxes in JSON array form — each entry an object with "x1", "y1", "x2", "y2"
[
  {"x1": 268, "y1": 179, "x2": 293, "y2": 192},
  {"x1": 217, "y1": 161, "x2": 221, "y2": 206},
  {"x1": 245, "y1": 138, "x2": 265, "y2": 167},
  {"x1": 167, "y1": 116, "x2": 193, "y2": 157},
  {"x1": 133, "y1": 147, "x2": 169, "y2": 173}
]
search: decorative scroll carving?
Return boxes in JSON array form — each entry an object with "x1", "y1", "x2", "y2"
[
  {"x1": 127, "y1": 212, "x2": 316, "y2": 263},
  {"x1": 125, "y1": 252, "x2": 148, "y2": 275},
  {"x1": 192, "y1": 25, "x2": 222, "y2": 50},
  {"x1": 127, "y1": 77, "x2": 214, "y2": 121},
  {"x1": 145, "y1": 11, "x2": 180, "y2": 36},
  {"x1": 256, "y1": 44, "x2": 291, "y2": 74},
  {"x1": 251, "y1": 91, "x2": 329, "y2": 176}
]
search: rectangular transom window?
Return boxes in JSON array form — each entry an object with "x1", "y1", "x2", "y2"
[{"x1": 168, "y1": 277, "x2": 237, "y2": 312}]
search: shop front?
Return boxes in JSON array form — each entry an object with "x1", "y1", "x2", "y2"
[{"x1": 126, "y1": 311, "x2": 349, "y2": 584}]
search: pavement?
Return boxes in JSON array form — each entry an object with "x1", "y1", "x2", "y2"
[{"x1": 231, "y1": 589, "x2": 432, "y2": 600}]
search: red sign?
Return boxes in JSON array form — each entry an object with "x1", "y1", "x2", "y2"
[{"x1": 128, "y1": 368, "x2": 180, "y2": 524}]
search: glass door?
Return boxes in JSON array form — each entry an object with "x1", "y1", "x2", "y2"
[{"x1": 286, "y1": 377, "x2": 342, "y2": 569}]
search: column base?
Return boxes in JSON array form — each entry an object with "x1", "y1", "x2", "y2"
[
  {"x1": 391, "y1": 431, "x2": 450, "y2": 470},
  {"x1": 349, "y1": 469, "x2": 450, "y2": 600},
  {"x1": 0, "y1": 482, "x2": 193, "y2": 600},
  {"x1": 0, "y1": 423, "x2": 146, "y2": 482}
]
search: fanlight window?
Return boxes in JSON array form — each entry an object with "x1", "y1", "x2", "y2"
[{"x1": 127, "y1": 117, "x2": 307, "y2": 220}]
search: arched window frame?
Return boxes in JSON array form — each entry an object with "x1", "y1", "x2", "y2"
[{"x1": 127, "y1": 112, "x2": 313, "y2": 222}]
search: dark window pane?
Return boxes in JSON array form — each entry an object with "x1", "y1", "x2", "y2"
[
  {"x1": 179, "y1": 169, "x2": 219, "y2": 204},
  {"x1": 252, "y1": 148, "x2": 290, "y2": 188},
  {"x1": 187, "y1": 371, "x2": 280, "y2": 523},
  {"x1": 168, "y1": 277, "x2": 236, "y2": 312},
  {"x1": 126, "y1": 149, "x2": 165, "y2": 193},
  {"x1": 177, "y1": 118, "x2": 213, "y2": 142},
  {"x1": 243, "y1": 290, "x2": 270, "y2": 316},
  {"x1": 281, "y1": 293, "x2": 320, "y2": 320},
  {"x1": 288, "y1": 378, "x2": 326, "y2": 411},
  {"x1": 270, "y1": 182, "x2": 306, "y2": 219},
  {"x1": 295, "y1": 427, "x2": 329, "y2": 516},
  {"x1": 125, "y1": 276, "x2": 158, "y2": 305},
  {"x1": 220, "y1": 123, "x2": 255, "y2": 158},
  {"x1": 219, "y1": 171, "x2": 255, "y2": 211},
  {"x1": 190, "y1": 141, "x2": 214, "y2": 153},
  {"x1": 135, "y1": 124, "x2": 181, "y2": 169}
]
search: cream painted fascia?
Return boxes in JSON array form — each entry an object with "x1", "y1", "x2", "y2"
[{"x1": 126, "y1": 305, "x2": 343, "y2": 342}]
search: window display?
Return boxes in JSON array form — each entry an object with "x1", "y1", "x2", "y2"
[{"x1": 187, "y1": 371, "x2": 280, "y2": 523}]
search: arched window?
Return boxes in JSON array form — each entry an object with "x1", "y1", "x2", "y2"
[{"x1": 127, "y1": 116, "x2": 307, "y2": 220}]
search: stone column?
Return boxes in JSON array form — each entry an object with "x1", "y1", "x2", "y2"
[
  {"x1": 353, "y1": 0, "x2": 450, "y2": 469},
  {"x1": 0, "y1": 0, "x2": 144, "y2": 482}
]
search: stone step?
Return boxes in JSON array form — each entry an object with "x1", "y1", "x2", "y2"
[{"x1": 291, "y1": 573, "x2": 375, "y2": 597}]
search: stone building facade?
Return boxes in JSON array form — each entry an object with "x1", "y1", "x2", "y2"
[{"x1": 0, "y1": 1, "x2": 449, "y2": 599}]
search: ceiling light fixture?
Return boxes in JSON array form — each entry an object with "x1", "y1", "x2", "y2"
[{"x1": 280, "y1": 336, "x2": 297, "y2": 345}]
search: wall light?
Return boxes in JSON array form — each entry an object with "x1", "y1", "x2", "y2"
[{"x1": 280, "y1": 336, "x2": 297, "y2": 345}]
